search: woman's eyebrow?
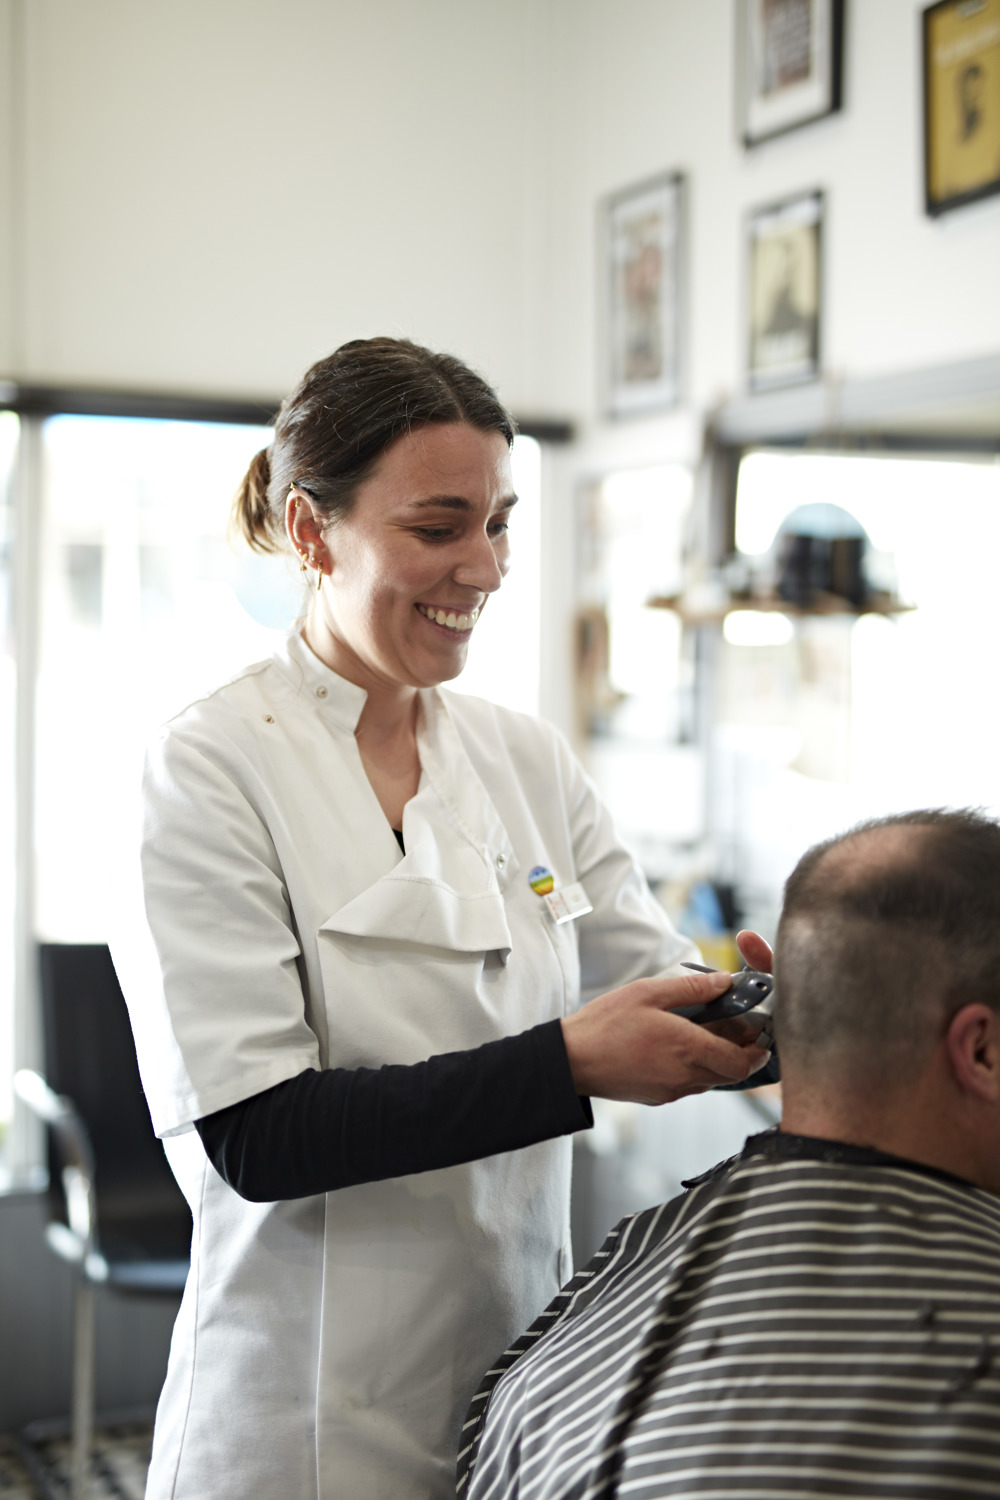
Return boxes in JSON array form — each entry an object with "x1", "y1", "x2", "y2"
[{"x1": 407, "y1": 494, "x2": 519, "y2": 512}]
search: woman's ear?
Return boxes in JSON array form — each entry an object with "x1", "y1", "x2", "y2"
[
  {"x1": 946, "y1": 1003, "x2": 1000, "y2": 1102},
  {"x1": 285, "y1": 487, "x2": 326, "y2": 559}
]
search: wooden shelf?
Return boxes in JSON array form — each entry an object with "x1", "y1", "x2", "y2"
[{"x1": 646, "y1": 590, "x2": 914, "y2": 626}]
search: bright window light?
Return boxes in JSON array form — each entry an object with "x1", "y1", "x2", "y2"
[
  {"x1": 723, "y1": 609, "x2": 794, "y2": 647},
  {"x1": 721, "y1": 449, "x2": 1000, "y2": 921},
  {"x1": 449, "y1": 434, "x2": 540, "y2": 716},
  {"x1": 36, "y1": 414, "x2": 279, "y2": 942},
  {"x1": 599, "y1": 465, "x2": 691, "y2": 709},
  {"x1": 33, "y1": 421, "x2": 543, "y2": 944},
  {"x1": 0, "y1": 413, "x2": 20, "y2": 1139}
]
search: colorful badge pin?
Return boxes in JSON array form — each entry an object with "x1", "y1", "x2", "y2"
[{"x1": 529, "y1": 865, "x2": 555, "y2": 896}]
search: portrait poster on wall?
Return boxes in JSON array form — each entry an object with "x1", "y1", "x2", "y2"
[
  {"x1": 747, "y1": 189, "x2": 823, "y2": 391},
  {"x1": 738, "y1": 0, "x2": 844, "y2": 146},
  {"x1": 923, "y1": 0, "x2": 1000, "y2": 215},
  {"x1": 602, "y1": 172, "x2": 683, "y2": 417}
]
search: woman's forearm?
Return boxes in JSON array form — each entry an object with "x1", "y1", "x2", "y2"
[{"x1": 195, "y1": 1019, "x2": 592, "y2": 1201}]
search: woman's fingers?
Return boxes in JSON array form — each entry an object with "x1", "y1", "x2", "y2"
[
  {"x1": 661, "y1": 1006, "x2": 771, "y2": 1087},
  {"x1": 735, "y1": 928, "x2": 774, "y2": 974},
  {"x1": 657, "y1": 967, "x2": 736, "y2": 1010},
  {"x1": 703, "y1": 1012, "x2": 770, "y2": 1049},
  {"x1": 561, "y1": 971, "x2": 772, "y2": 1106}
]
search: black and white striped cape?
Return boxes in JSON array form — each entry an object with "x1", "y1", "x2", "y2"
[{"x1": 458, "y1": 1129, "x2": 1000, "y2": 1500}]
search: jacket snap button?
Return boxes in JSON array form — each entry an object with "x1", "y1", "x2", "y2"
[
  {"x1": 316, "y1": 685, "x2": 328, "y2": 698},
  {"x1": 496, "y1": 854, "x2": 505, "y2": 868}
]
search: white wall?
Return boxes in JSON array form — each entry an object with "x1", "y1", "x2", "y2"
[
  {"x1": 3, "y1": 1, "x2": 998, "y2": 430},
  {"x1": 541, "y1": 0, "x2": 1000, "y2": 439},
  {"x1": 2, "y1": 0, "x2": 554, "y2": 412}
]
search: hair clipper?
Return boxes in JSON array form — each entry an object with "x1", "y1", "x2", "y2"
[{"x1": 674, "y1": 963, "x2": 776, "y2": 1051}]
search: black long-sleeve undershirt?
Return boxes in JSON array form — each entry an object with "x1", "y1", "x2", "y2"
[{"x1": 195, "y1": 1019, "x2": 593, "y2": 1202}]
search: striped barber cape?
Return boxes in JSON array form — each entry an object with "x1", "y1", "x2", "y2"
[{"x1": 458, "y1": 1129, "x2": 1000, "y2": 1500}]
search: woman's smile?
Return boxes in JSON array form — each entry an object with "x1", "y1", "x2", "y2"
[
  {"x1": 300, "y1": 422, "x2": 515, "y2": 695},
  {"x1": 415, "y1": 602, "x2": 482, "y2": 632}
]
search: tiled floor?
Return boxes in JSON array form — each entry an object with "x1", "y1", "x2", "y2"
[
  {"x1": 0, "y1": 1441, "x2": 35, "y2": 1500},
  {"x1": 0, "y1": 1423, "x2": 151, "y2": 1500}
]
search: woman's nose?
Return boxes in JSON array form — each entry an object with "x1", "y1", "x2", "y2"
[{"x1": 452, "y1": 530, "x2": 509, "y2": 593}]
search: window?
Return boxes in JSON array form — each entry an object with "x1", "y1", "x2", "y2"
[
  {"x1": 0, "y1": 415, "x2": 19, "y2": 1142},
  {"x1": 575, "y1": 463, "x2": 700, "y2": 877},
  {"x1": 35, "y1": 415, "x2": 278, "y2": 942},
  {"x1": 449, "y1": 433, "x2": 541, "y2": 716},
  {"x1": 1, "y1": 411, "x2": 543, "y2": 1163},
  {"x1": 716, "y1": 447, "x2": 1000, "y2": 928}
]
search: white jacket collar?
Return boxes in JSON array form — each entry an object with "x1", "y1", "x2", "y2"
[{"x1": 276, "y1": 629, "x2": 370, "y2": 734}]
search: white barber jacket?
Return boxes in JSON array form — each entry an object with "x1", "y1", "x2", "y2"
[{"x1": 113, "y1": 631, "x2": 697, "y2": 1500}]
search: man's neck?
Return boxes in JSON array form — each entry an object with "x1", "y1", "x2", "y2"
[
  {"x1": 779, "y1": 1073, "x2": 994, "y2": 1193},
  {"x1": 750, "y1": 1127, "x2": 974, "y2": 1186}
]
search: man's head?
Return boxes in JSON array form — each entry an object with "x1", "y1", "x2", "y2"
[{"x1": 774, "y1": 809, "x2": 1000, "y2": 1189}]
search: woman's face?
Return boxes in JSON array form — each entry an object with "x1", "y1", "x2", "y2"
[{"x1": 302, "y1": 423, "x2": 516, "y2": 694}]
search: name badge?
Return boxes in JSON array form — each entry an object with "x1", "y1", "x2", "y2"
[{"x1": 543, "y1": 882, "x2": 593, "y2": 925}]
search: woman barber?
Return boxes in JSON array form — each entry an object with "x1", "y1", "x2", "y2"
[{"x1": 114, "y1": 338, "x2": 769, "y2": 1500}]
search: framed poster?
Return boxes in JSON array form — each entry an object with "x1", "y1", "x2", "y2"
[
  {"x1": 738, "y1": 0, "x2": 845, "y2": 146},
  {"x1": 602, "y1": 172, "x2": 683, "y2": 417},
  {"x1": 747, "y1": 189, "x2": 823, "y2": 391},
  {"x1": 923, "y1": 0, "x2": 1000, "y2": 216}
]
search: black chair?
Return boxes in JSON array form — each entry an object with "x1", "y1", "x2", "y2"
[{"x1": 14, "y1": 943, "x2": 191, "y2": 1500}]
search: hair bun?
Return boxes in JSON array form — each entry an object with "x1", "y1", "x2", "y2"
[{"x1": 233, "y1": 446, "x2": 278, "y2": 554}]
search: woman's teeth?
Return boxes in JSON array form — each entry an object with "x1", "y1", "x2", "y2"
[{"x1": 417, "y1": 604, "x2": 479, "y2": 632}]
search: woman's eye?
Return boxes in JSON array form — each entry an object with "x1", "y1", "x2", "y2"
[{"x1": 413, "y1": 519, "x2": 510, "y2": 542}]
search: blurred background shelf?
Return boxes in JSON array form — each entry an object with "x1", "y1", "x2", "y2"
[{"x1": 646, "y1": 590, "x2": 915, "y2": 625}]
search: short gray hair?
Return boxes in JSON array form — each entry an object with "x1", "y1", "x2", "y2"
[{"x1": 774, "y1": 809, "x2": 1000, "y2": 1082}]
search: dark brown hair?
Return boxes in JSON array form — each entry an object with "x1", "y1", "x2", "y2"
[
  {"x1": 774, "y1": 808, "x2": 1000, "y2": 1080},
  {"x1": 232, "y1": 337, "x2": 517, "y2": 554}
]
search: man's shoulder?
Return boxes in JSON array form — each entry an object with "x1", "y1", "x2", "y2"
[
  {"x1": 742, "y1": 1129, "x2": 1000, "y2": 1212},
  {"x1": 574, "y1": 1133, "x2": 1000, "y2": 1322},
  {"x1": 460, "y1": 1130, "x2": 1000, "y2": 1497},
  {"x1": 458, "y1": 1155, "x2": 746, "y2": 1493}
]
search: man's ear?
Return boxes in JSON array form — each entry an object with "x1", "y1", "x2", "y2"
[{"x1": 946, "y1": 1004, "x2": 1000, "y2": 1102}]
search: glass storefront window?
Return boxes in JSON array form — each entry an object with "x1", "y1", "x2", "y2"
[
  {"x1": 34, "y1": 418, "x2": 543, "y2": 942},
  {"x1": 450, "y1": 433, "x2": 541, "y2": 716},
  {"x1": 0, "y1": 411, "x2": 543, "y2": 1158},
  {"x1": 722, "y1": 449, "x2": 1000, "y2": 924},
  {"x1": 0, "y1": 414, "x2": 20, "y2": 1142},
  {"x1": 35, "y1": 415, "x2": 282, "y2": 941}
]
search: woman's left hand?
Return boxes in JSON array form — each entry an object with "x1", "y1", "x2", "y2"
[{"x1": 736, "y1": 929, "x2": 773, "y2": 974}]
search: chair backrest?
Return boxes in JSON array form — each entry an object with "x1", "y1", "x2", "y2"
[{"x1": 38, "y1": 942, "x2": 192, "y2": 1264}]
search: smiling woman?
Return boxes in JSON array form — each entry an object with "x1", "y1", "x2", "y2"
[
  {"x1": 293, "y1": 424, "x2": 515, "y2": 692},
  {"x1": 290, "y1": 422, "x2": 516, "y2": 827},
  {"x1": 110, "y1": 336, "x2": 769, "y2": 1500}
]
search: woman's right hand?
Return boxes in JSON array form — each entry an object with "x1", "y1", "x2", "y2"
[{"x1": 561, "y1": 968, "x2": 771, "y2": 1105}]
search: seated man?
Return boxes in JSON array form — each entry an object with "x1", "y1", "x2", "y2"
[{"x1": 459, "y1": 809, "x2": 1000, "y2": 1500}]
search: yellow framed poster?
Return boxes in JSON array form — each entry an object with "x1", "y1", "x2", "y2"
[{"x1": 924, "y1": 0, "x2": 1000, "y2": 215}]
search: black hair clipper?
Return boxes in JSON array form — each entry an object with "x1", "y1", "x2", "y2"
[{"x1": 674, "y1": 963, "x2": 776, "y2": 1051}]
